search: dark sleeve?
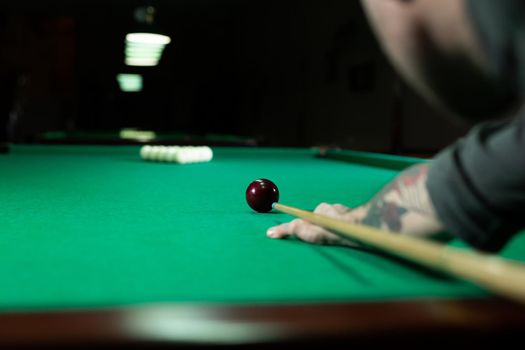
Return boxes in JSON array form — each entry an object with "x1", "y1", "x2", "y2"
[
  {"x1": 467, "y1": 0, "x2": 525, "y2": 94},
  {"x1": 427, "y1": 113, "x2": 525, "y2": 252},
  {"x1": 427, "y1": 0, "x2": 525, "y2": 252}
]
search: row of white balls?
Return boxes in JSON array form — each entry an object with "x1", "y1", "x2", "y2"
[{"x1": 140, "y1": 145, "x2": 213, "y2": 164}]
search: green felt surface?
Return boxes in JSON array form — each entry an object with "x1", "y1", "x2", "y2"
[{"x1": 0, "y1": 145, "x2": 524, "y2": 312}]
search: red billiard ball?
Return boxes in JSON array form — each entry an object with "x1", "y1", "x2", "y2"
[{"x1": 246, "y1": 179, "x2": 279, "y2": 213}]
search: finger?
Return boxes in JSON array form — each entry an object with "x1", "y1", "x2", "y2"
[
  {"x1": 297, "y1": 225, "x2": 335, "y2": 244},
  {"x1": 268, "y1": 218, "x2": 342, "y2": 245},
  {"x1": 333, "y1": 203, "x2": 352, "y2": 215},
  {"x1": 314, "y1": 202, "x2": 337, "y2": 216},
  {"x1": 266, "y1": 219, "x2": 304, "y2": 239},
  {"x1": 267, "y1": 219, "x2": 326, "y2": 244},
  {"x1": 314, "y1": 202, "x2": 351, "y2": 218}
]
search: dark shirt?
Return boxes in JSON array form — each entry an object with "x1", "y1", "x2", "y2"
[{"x1": 427, "y1": 0, "x2": 525, "y2": 252}]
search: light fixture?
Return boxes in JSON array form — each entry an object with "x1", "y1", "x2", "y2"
[
  {"x1": 124, "y1": 6, "x2": 171, "y2": 67},
  {"x1": 126, "y1": 33, "x2": 171, "y2": 45},
  {"x1": 116, "y1": 74, "x2": 143, "y2": 92}
]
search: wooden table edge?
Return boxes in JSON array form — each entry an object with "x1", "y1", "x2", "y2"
[{"x1": 1, "y1": 298, "x2": 524, "y2": 348}]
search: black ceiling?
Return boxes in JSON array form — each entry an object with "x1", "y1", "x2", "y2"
[{"x1": 1, "y1": 0, "x2": 249, "y2": 16}]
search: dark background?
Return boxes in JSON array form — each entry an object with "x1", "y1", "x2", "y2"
[{"x1": 0, "y1": 0, "x2": 469, "y2": 154}]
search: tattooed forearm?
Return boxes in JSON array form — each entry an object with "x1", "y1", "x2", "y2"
[
  {"x1": 358, "y1": 163, "x2": 439, "y2": 233},
  {"x1": 266, "y1": 161, "x2": 445, "y2": 247},
  {"x1": 361, "y1": 202, "x2": 408, "y2": 231}
]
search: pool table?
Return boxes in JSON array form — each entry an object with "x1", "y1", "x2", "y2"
[{"x1": 1, "y1": 145, "x2": 524, "y2": 348}]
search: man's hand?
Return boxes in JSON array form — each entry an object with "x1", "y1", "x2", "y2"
[
  {"x1": 267, "y1": 203, "x2": 366, "y2": 247},
  {"x1": 266, "y1": 163, "x2": 447, "y2": 246}
]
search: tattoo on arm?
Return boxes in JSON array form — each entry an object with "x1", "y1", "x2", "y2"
[
  {"x1": 362, "y1": 202, "x2": 408, "y2": 232},
  {"x1": 360, "y1": 163, "x2": 433, "y2": 232}
]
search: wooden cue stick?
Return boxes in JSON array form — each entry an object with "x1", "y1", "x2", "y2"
[{"x1": 273, "y1": 202, "x2": 525, "y2": 304}]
